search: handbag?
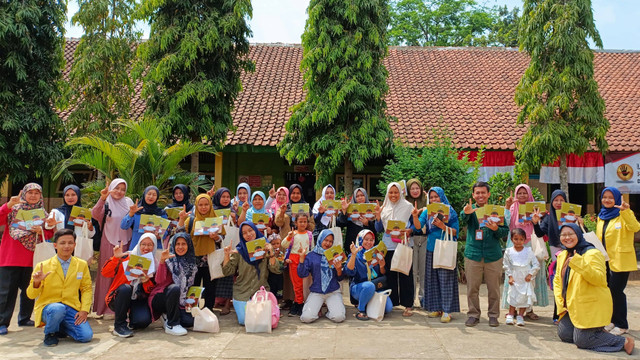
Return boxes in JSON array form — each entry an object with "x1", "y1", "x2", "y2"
[
  {"x1": 191, "y1": 307, "x2": 220, "y2": 333},
  {"x1": 366, "y1": 289, "x2": 392, "y2": 322},
  {"x1": 433, "y1": 226, "x2": 457, "y2": 270},
  {"x1": 223, "y1": 223, "x2": 239, "y2": 248},
  {"x1": 75, "y1": 222, "x2": 94, "y2": 262},
  {"x1": 329, "y1": 216, "x2": 343, "y2": 248},
  {"x1": 33, "y1": 232, "x2": 56, "y2": 267},
  {"x1": 207, "y1": 248, "x2": 225, "y2": 280},
  {"x1": 390, "y1": 233, "x2": 413, "y2": 275},
  {"x1": 245, "y1": 287, "x2": 275, "y2": 333},
  {"x1": 580, "y1": 225, "x2": 610, "y2": 261},
  {"x1": 530, "y1": 232, "x2": 549, "y2": 262}
]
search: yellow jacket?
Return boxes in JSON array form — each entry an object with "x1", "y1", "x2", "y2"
[
  {"x1": 553, "y1": 248, "x2": 612, "y2": 329},
  {"x1": 26, "y1": 256, "x2": 93, "y2": 327},
  {"x1": 596, "y1": 209, "x2": 640, "y2": 272}
]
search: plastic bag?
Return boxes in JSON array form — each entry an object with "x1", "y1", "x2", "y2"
[
  {"x1": 191, "y1": 307, "x2": 220, "y2": 333},
  {"x1": 366, "y1": 289, "x2": 392, "y2": 322},
  {"x1": 530, "y1": 233, "x2": 549, "y2": 262}
]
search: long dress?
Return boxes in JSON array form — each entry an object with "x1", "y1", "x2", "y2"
[{"x1": 503, "y1": 247, "x2": 540, "y2": 308}]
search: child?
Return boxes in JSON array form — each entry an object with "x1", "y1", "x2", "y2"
[
  {"x1": 267, "y1": 233, "x2": 285, "y2": 301},
  {"x1": 283, "y1": 213, "x2": 314, "y2": 316},
  {"x1": 503, "y1": 228, "x2": 540, "y2": 326}
]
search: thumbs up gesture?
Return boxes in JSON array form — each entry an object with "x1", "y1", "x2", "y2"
[{"x1": 464, "y1": 198, "x2": 475, "y2": 215}]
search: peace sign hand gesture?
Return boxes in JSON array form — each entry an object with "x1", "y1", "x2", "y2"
[
  {"x1": 341, "y1": 197, "x2": 350, "y2": 213},
  {"x1": 411, "y1": 201, "x2": 420, "y2": 217},
  {"x1": 463, "y1": 199, "x2": 475, "y2": 215},
  {"x1": 100, "y1": 180, "x2": 111, "y2": 201},
  {"x1": 206, "y1": 186, "x2": 216, "y2": 198},
  {"x1": 32, "y1": 263, "x2": 51, "y2": 288},
  {"x1": 129, "y1": 199, "x2": 144, "y2": 217},
  {"x1": 615, "y1": 201, "x2": 631, "y2": 211},
  {"x1": 7, "y1": 190, "x2": 25, "y2": 208},
  {"x1": 531, "y1": 208, "x2": 542, "y2": 224}
]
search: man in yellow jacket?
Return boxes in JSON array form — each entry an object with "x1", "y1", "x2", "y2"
[{"x1": 27, "y1": 228, "x2": 93, "y2": 347}]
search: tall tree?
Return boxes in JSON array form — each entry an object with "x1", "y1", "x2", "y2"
[
  {"x1": 136, "y1": 0, "x2": 254, "y2": 173},
  {"x1": 515, "y1": 0, "x2": 608, "y2": 198},
  {"x1": 61, "y1": 0, "x2": 140, "y2": 139},
  {"x1": 490, "y1": 5, "x2": 520, "y2": 47},
  {"x1": 0, "y1": 0, "x2": 67, "y2": 185},
  {"x1": 278, "y1": 0, "x2": 394, "y2": 196}
]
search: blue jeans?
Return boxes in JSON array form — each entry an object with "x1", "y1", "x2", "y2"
[
  {"x1": 232, "y1": 299, "x2": 248, "y2": 325},
  {"x1": 42, "y1": 303, "x2": 92, "y2": 342},
  {"x1": 350, "y1": 282, "x2": 393, "y2": 313}
]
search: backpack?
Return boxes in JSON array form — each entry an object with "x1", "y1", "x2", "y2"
[
  {"x1": 93, "y1": 201, "x2": 111, "y2": 251},
  {"x1": 252, "y1": 286, "x2": 280, "y2": 329}
]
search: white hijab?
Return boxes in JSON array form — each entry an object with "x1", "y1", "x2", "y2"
[
  {"x1": 380, "y1": 182, "x2": 413, "y2": 231},
  {"x1": 312, "y1": 185, "x2": 335, "y2": 227}
]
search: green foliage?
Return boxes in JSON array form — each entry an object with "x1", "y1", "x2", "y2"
[
  {"x1": 54, "y1": 117, "x2": 216, "y2": 199},
  {"x1": 378, "y1": 126, "x2": 482, "y2": 211},
  {"x1": 136, "y1": 0, "x2": 254, "y2": 151},
  {"x1": 388, "y1": 0, "x2": 520, "y2": 47},
  {"x1": 279, "y1": 0, "x2": 394, "y2": 188},
  {"x1": 582, "y1": 213, "x2": 597, "y2": 232},
  {"x1": 487, "y1": 170, "x2": 544, "y2": 206},
  {"x1": 0, "y1": 0, "x2": 67, "y2": 184},
  {"x1": 515, "y1": 0, "x2": 608, "y2": 187},
  {"x1": 60, "y1": 0, "x2": 140, "y2": 139}
]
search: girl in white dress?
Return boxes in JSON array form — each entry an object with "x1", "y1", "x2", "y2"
[{"x1": 503, "y1": 228, "x2": 539, "y2": 326}]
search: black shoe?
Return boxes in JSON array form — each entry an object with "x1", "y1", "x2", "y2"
[
  {"x1": 55, "y1": 332, "x2": 67, "y2": 338},
  {"x1": 18, "y1": 320, "x2": 34, "y2": 327},
  {"x1": 44, "y1": 333, "x2": 59, "y2": 347},
  {"x1": 296, "y1": 302, "x2": 304, "y2": 316},
  {"x1": 465, "y1": 317, "x2": 479, "y2": 327},
  {"x1": 288, "y1": 303, "x2": 298, "y2": 317},
  {"x1": 112, "y1": 323, "x2": 133, "y2": 338}
]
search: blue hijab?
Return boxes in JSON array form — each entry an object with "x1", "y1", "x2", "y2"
[
  {"x1": 236, "y1": 221, "x2": 265, "y2": 276},
  {"x1": 598, "y1": 187, "x2": 622, "y2": 221},
  {"x1": 167, "y1": 184, "x2": 193, "y2": 212},
  {"x1": 245, "y1": 191, "x2": 267, "y2": 222},
  {"x1": 137, "y1": 185, "x2": 166, "y2": 216},
  {"x1": 233, "y1": 183, "x2": 251, "y2": 208},
  {"x1": 314, "y1": 229, "x2": 335, "y2": 292},
  {"x1": 57, "y1": 185, "x2": 82, "y2": 230},
  {"x1": 427, "y1": 187, "x2": 458, "y2": 230}
]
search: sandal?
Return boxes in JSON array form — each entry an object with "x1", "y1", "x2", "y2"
[
  {"x1": 220, "y1": 307, "x2": 231, "y2": 316},
  {"x1": 525, "y1": 311, "x2": 539, "y2": 320},
  {"x1": 403, "y1": 308, "x2": 413, "y2": 317},
  {"x1": 356, "y1": 312, "x2": 369, "y2": 321}
]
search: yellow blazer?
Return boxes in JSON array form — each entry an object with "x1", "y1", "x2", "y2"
[
  {"x1": 553, "y1": 248, "x2": 612, "y2": 329},
  {"x1": 596, "y1": 209, "x2": 640, "y2": 272},
  {"x1": 26, "y1": 256, "x2": 93, "y2": 327}
]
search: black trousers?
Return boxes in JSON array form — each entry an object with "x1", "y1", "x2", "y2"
[
  {"x1": 384, "y1": 250, "x2": 415, "y2": 308},
  {"x1": 108, "y1": 284, "x2": 152, "y2": 329},
  {"x1": 608, "y1": 270, "x2": 630, "y2": 329},
  {"x1": 194, "y1": 265, "x2": 216, "y2": 310},
  {"x1": 151, "y1": 284, "x2": 194, "y2": 328},
  {"x1": 0, "y1": 266, "x2": 34, "y2": 327}
]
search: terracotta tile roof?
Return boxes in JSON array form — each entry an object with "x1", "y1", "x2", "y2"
[{"x1": 60, "y1": 40, "x2": 640, "y2": 152}]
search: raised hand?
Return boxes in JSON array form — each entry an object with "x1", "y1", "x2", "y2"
[
  {"x1": 178, "y1": 205, "x2": 189, "y2": 220},
  {"x1": 350, "y1": 243, "x2": 360, "y2": 255},
  {"x1": 7, "y1": 190, "x2": 24, "y2": 208},
  {"x1": 113, "y1": 242, "x2": 125, "y2": 258},
  {"x1": 505, "y1": 190, "x2": 514, "y2": 209},
  {"x1": 374, "y1": 200, "x2": 383, "y2": 220},
  {"x1": 318, "y1": 203, "x2": 326, "y2": 214},
  {"x1": 129, "y1": 199, "x2": 144, "y2": 217},
  {"x1": 160, "y1": 248, "x2": 175, "y2": 262},
  {"x1": 341, "y1": 198, "x2": 350, "y2": 213},
  {"x1": 207, "y1": 186, "x2": 216, "y2": 198},
  {"x1": 45, "y1": 217, "x2": 62, "y2": 228},
  {"x1": 411, "y1": 201, "x2": 420, "y2": 217},
  {"x1": 32, "y1": 263, "x2": 51, "y2": 287},
  {"x1": 531, "y1": 208, "x2": 541, "y2": 224},
  {"x1": 268, "y1": 184, "x2": 276, "y2": 198},
  {"x1": 463, "y1": 198, "x2": 475, "y2": 215},
  {"x1": 100, "y1": 180, "x2": 111, "y2": 201},
  {"x1": 615, "y1": 201, "x2": 631, "y2": 211},
  {"x1": 242, "y1": 201, "x2": 251, "y2": 212},
  {"x1": 279, "y1": 203, "x2": 287, "y2": 214},
  {"x1": 224, "y1": 245, "x2": 234, "y2": 256}
]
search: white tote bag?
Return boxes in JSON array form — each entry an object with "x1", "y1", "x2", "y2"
[
  {"x1": 33, "y1": 232, "x2": 56, "y2": 267},
  {"x1": 223, "y1": 223, "x2": 240, "y2": 248},
  {"x1": 328, "y1": 217, "x2": 342, "y2": 248},
  {"x1": 366, "y1": 289, "x2": 392, "y2": 322},
  {"x1": 530, "y1": 232, "x2": 549, "y2": 262},
  {"x1": 245, "y1": 292, "x2": 273, "y2": 333},
  {"x1": 207, "y1": 248, "x2": 225, "y2": 280},
  {"x1": 390, "y1": 234, "x2": 413, "y2": 275},
  {"x1": 74, "y1": 222, "x2": 94, "y2": 263},
  {"x1": 191, "y1": 307, "x2": 220, "y2": 333},
  {"x1": 433, "y1": 227, "x2": 457, "y2": 270},
  {"x1": 581, "y1": 225, "x2": 610, "y2": 261}
]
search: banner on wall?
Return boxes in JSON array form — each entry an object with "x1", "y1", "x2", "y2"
[{"x1": 605, "y1": 152, "x2": 640, "y2": 194}]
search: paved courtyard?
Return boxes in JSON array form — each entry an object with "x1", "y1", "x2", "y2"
[{"x1": 0, "y1": 281, "x2": 638, "y2": 359}]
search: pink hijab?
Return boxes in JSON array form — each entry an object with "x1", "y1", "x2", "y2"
[
  {"x1": 103, "y1": 178, "x2": 134, "y2": 246},
  {"x1": 509, "y1": 184, "x2": 534, "y2": 242},
  {"x1": 270, "y1": 186, "x2": 289, "y2": 214}
]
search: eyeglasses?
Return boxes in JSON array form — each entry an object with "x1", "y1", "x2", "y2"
[{"x1": 559, "y1": 233, "x2": 576, "y2": 239}]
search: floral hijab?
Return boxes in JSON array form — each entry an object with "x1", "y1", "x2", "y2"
[{"x1": 8, "y1": 183, "x2": 47, "y2": 252}]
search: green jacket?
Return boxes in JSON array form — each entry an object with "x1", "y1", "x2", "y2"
[
  {"x1": 459, "y1": 204, "x2": 509, "y2": 263},
  {"x1": 222, "y1": 252, "x2": 282, "y2": 301}
]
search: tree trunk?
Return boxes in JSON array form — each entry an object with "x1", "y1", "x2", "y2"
[
  {"x1": 559, "y1": 154, "x2": 569, "y2": 201},
  {"x1": 344, "y1": 158, "x2": 353, "y2": 199},
  {"x1": 191, "y1": 135, "x2": 200, "y2": 173}
]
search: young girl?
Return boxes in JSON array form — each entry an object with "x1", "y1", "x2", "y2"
[
  {"x1": 503, "y1": 228, "x2": 540, "y2": 326},
  {"x1": 121, "y1": 185, "x2": 168, "y2": 249},
  {"x1": 283, "y1": 213, "x2": 314, "y2": 316},
  {"x1": 102, "y1": 233, "x2": 156, "y2": 337},
  {"x1": 267, "y1": 233, "x2": 285, "y2": 300},
  {"x1": 312, "y1": 185, "x2": 336, "y2": 239},
  {"x1": 46, "y1": 185, "x2": 96, "y2": 252}
]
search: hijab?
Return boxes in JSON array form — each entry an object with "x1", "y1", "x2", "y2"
[
  {"x1": 559, "y1": 223, "x2": 595, "y2": 303},
  {"x1": 8, "y1": 183, "x2": 47, "y2": 252},
  {"x1": 212, "y1": 187, "x2": 232, "y2": 210},
  {"x1": 166, "y1": 232, "x2": 197, "y2": 307},
  {"x1": 351, "y1": 187, "x2": 369, "y2": 227},
  {"x1": 355, "y1": 229, "x2": 378, "y2": 279},
  {"x1": 509, "y1": 184, "x2": 535, "y2": 241},
  {"x1": 166, "y1": 184, "x2": 193, "y2": 212},
  {"x1": 136, "y1": 185, "x2": 165, "y2": 216},
  {"x1": 236, "y1": 222, "x2": 265, "y2": 276},
  {"x1": 540, "y1": 189, "x2": 567, "y2": 247},
  {"x1": 128, "y1": 233, "x2": 158, "y2": 300},
  {"x1": 598, "y1": 187, "x2": 622, "y2": 221},
  {"x1": 269, "y1": 187, "x2": 289, "y2": 214},
  {"x1": 312, "y1": 185, "x2": 336, "y2": 227},
  {"x1": 190, "y1": 194, "x2": 217, "y2": 256},
  {"x1": 426, "y1": 187, "x2": 458, "y2": 232},
  {"x1": 103, "y1": 178, "x2": 134, "y2": 246},
  {"x1": 380, "y1": 182, "x2": 414, "y2": 231},
  {"x1": 245, "y1": 191, "x2": 267, "y2": 223},
  {"x1": 233, "y1": 183, "x2": 251, "y2": 208},
  {"x1": 57, "y1": 185, "x2": 82, "y2": 230},
  {"x1": 314, "y1": 229, "x2": 335, "y2": 292},
  {"x1": 288, "y1": 184, "x2": 305, "y2": 204},
  {"x1": 406, "y1": 179, "x2": 427, "y2": 209}
]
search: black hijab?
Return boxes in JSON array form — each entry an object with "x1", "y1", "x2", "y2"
[
  {"x1": 136, "y1": 186, "x2": 166, "y2": 216},
  {"x1": 167, "y1": 184, "x2": 193, "y2": 212},
  {"x1": 288, "y1": 184, "x2": 305, "y2": 204},
  {"x1": 539, "y1": 189, "x2": 567, "y2": 247},
  {"x1": 57, "y1": 185, "x2": 81, "y2": 230},
  {"x1": 212, "y1": 187, "x2": 232, "y2": 210}
]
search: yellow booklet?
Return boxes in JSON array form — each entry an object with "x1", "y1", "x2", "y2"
[
  {"x1": 557, "y1": 202, "x2": 582, "y2": 227},
  {"x1": 194, "y1": 216, "x2": 224, "y2": 236},
  {"x1": 68, "y1": 206, "x2": 92, "y2": 227},
  {"x1": 247, "y1": 238, "x2": 267, "y2": 261},
  {"x1": 321, "y1": 200, "x2": 341, "y2": 216},
  {"x1": 252, "y1": 213, "x2": 270, "y2": 230},
  {"x1": 426, "y1": 203, "x2": 450, "y2": 223},
  {"x1": 291, "y1": 203, "x2": 309, "y2": 220},
  {"x1": 324, "y1": 245, "x2": 346, "y2": 268},
  {"x1": 364, "y1": 242, "x2": 387, "y2": 267},
  {"x1": 481, "y1": 204, "x2": 506, "y2": 226},
  {"x1": 138, "y1": 214, "x2": 171, "y2": 236}
]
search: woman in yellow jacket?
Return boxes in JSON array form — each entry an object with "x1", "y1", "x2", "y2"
[
  {"x1": 554, "y1": 223, "x2": 633, "y2": 354},
  {"x1": 596, "y1": 187, "x2": 640, "y2": 335},
  {"x1": 26, "y1": 229, "x2": 93, "y2": 347}
]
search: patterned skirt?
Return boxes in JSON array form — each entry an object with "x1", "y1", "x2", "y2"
[
  {"x1": 215, "y1": 275, "x2": 234, "y2": 299},
  {"x1": 423, "y1": 250, "x2": 460, "y2": 313}
]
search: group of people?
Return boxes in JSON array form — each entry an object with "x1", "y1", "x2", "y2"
[{"x1": 0, "y1": 178, "x2": 635, "y2": 355}]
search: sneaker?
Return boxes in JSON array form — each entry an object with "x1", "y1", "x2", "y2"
[
  {"x1": 288, "y1": 303, "x2": 298, "y2": 317},
  {"x1": 43, "y1": 333, "x2": 59, "y2": 347},
  {"x1": 609, "y1": 327, "x2": 628, "y2": 336},
  {"x1": 489, "y1": 317, "x2": 500, "y2": 327},
  {"x1": 516, "y1": 316, "x2": 525, "y2": 327},
  {"x1": 505, "y1": 314, "x2": 514, "y2": 325},
  {"x1": 0, "y1": 325, "x2": 7, "y2": 335},
  {"x1": 427, "y1": 311, "x2": 443, "y2": 318},
  {"x1": 465, "y1": 317, "x2": 479, "y2": 327},
  {"x1": 18, "y1": 320, "x2": 35, "y2": 327},
  {"x1": 440, "y1": 313, "x2": 452, "y2": 323},
  {"x1": 112, "y1": 324, "x2": 133, "y2": 338},
  {"x1": 604, "y1": 323, "x2": 615, "y2": 332},
  {"x1": 164, "y1": 323, "x2": 187, "y2": 336}
]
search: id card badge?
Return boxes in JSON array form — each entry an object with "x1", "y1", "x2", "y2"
[
  {"x1": 615, "y1": 223, "x2": 622, "y2": 230},
  {"x1": 76, "y1": 272, "x2": 83, "y2": 280},
  {"x1": 475, "y1": 229, "x2": 483, "y2": 241}
]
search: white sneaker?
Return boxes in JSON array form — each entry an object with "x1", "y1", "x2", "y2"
[
  {"x1": 609, "y1": 327, "x2": 628, "y2": 336},
  {"x1": 164, "y1": 322, "x2": 187, "y2": 336},
  {"x1": 516, "y1": 316, "x2": 525, "y2": 326},
  {"x1": 505, "y1": 314, "x2": 514, "y2": 325}
]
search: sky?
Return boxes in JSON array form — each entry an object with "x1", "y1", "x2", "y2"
[{"x1": 65, "y1": 0, "x2": 640, "y2": 51}]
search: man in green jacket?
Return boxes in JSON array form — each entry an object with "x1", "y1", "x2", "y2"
[{"x1": 459, "y1": 182, "x2": 509, "y2": 327}]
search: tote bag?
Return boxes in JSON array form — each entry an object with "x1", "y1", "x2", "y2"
[
  {"x1": 366, "y1": 289, "x2": 392, "y2": 322},
  {"x1": 530, "y1": 232, "x2": 549, "y2": 262},
  {"x1": 207, "y1": 248, "x2": 225, "y2": 280},
  {"x1": 433, "y1": 227, "x2": 457, "y2": 270},
  {"x1": 33, "y1": 232, "x2": 56, "y2": 267},
  {"x1": 75, "y1": 222, "x2": 94, "y2": 263},
  {"x1": 245, "y1": 287, "x2": 274, "y2": 333},
  {"x1": 329, "y1": 217, "x2": 343, "y2": 248},
  {"x1": 581, "y1": 225, "x2": 610, "y2": 261},
  {"x1": 191, "y1": 307, "x2": 220, "y2": 333},
  {"x1": 390, "y1": 234, "x2": 412, "y2": 275},
  {"x1": 223, "y1": 223, "x2": 240, "y2": 248}
]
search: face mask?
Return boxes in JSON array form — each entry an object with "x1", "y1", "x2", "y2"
[
  {"x1": 130, "y1": 268, "x2": 143, "y2": 276},
  {"x1": 364, "y1": 213, "x2": 375, "y2": 218},
  {"x1": 565, "y1": 215, "x2": 576, "y2": 221},
  {"x1": 256, "y1": 224, "x2": 265, "y2": 229},
  {"x1": 325, "y1": 209, "x2": 336, "y2": 215},
  {"x1": 335, "y1": 255, "x2": 343, "y2": 261},
  {"x1": 489, "y1": 216, "x2": 500, "y2": 223},
  {"x1": 185, "y1": 298, "x2": 196, "y2": 305},
  {"x1": 390, "y1": 230, "x2": 400, "y2": 236},
  {"x1": 350, "y1": 213, "x2": 360, "y2": 219},
  {"x1": 143, "y1": 226, "x2": 156, "y2": 232},
  {"x1": 74, "y1": 218, "x2": 85, "y2": 225},
  {"x1": 253, "y1": 250, "x2": 265, "y2": 257},
  {"x1": 32, "y1": 220, "x2": 43, "y2": 226}
]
